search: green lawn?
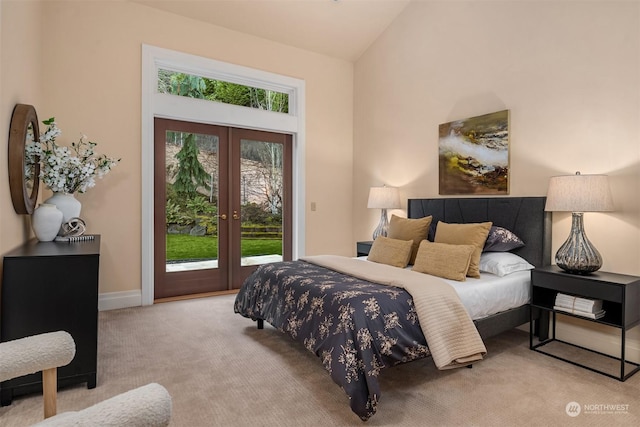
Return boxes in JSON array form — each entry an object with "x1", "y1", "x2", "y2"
[{"x1": 166, "y1": 234, "x2": 282, "y2": 261}]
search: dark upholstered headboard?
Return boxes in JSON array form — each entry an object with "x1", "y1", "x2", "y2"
[{"x1": 407, "y1": 197, "x2": 551, "y2": 268}]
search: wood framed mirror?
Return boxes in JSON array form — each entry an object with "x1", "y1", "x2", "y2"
[{"x1": 8, "y1": 104, "x2": 40, "y2": 214}]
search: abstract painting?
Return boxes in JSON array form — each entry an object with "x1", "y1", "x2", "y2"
[{"x1": 438, "y1": 110, "x2": 509, "y2": 195}]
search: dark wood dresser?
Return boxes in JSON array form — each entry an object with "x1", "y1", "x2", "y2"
[{"x1": 0, "y1": 236, "x2": 100, "y2": 405}]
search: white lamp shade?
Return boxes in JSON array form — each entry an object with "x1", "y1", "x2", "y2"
[
  {"x1": 544, "y1": 173, "x2": 614, "y2": 212},
  {"x1": 367, "y1": 186, "x2": 401, "y2": 209}
]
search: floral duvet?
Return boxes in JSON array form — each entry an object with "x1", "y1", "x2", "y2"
[{"x1": 233, "y1": 260, "x2": 431, "y2": 421}]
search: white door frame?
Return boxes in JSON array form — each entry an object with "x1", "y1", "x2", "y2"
[{"x1": 141, "y1": 45, "x2": 306, "y2": 305}]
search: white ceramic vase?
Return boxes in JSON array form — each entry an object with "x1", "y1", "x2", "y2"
[
  {"x1": 44, "y1": 192, "x2": 82, "y2": 224},
  {"x1": 32, "y1": 203, "x2": 64, "y2": 242}
]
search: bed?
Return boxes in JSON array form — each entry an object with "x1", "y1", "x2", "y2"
[{"x1": 234, "y1": 197, "x2": 551, "y2": 420}]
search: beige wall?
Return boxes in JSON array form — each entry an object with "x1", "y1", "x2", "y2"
[
  {"x1": 0, "y1": 0, "x2": 44, "y2": 254},
  {"x1": 0, "y1": 0, "x2": 354, "y2": 295},
  {"x1": 354, "y1": 1, "x2": 640, "y2": 360}
]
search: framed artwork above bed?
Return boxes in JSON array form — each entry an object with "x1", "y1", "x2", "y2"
[{"x1": 438, "y1": 109, "x2": 510, "y2": 195}]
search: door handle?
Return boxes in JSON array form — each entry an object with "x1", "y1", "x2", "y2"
[
  {"x1": 233, "y1": 210, "x2": 240, "y2": 220},
  {"x1": 219, "y1": 214, "x2": 227, "y2": 220}
]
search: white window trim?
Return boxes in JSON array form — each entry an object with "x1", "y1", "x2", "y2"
[{"x1": 141, "y1": 45, "x2": 306, "y2": 305}]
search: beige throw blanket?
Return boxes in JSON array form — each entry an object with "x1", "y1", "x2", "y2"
[{"x1": 301, "y1": 255, "x2": 487, "y2": 370}]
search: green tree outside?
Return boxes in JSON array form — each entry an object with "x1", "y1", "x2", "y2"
[{"x1": 173, "y1": 134, "x2": 210, "y2": 195}]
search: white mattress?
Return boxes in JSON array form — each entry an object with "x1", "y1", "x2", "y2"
[
  {"x1": 357, "y1": 256, "x2": 530, "y2": 321},
  {"x1": 440, "y1": 270, "x2": 531, "y2": 321}
]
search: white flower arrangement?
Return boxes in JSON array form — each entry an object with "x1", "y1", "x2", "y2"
[{"x1": 26, "y1": 118, "x2": 120, "y2": 194}]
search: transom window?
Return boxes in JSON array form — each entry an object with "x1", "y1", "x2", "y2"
[{"x1": 157, "y1": 69, "x2": 289, "y2": 114}]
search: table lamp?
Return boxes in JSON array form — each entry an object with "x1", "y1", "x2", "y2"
[
  {"x1": 367, "y1": 185, "x2": 401, "y2": 240},
  {"x1": 544, "y1": 171, "x2": 614, "y2": 274}
]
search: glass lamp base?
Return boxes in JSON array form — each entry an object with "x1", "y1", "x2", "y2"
[
  {"x1": 555, "y1": 213, "x2": 603, "y2": 275},
  {"x1": 372, "y1": 209, "x2": 389, "y2": 240}
]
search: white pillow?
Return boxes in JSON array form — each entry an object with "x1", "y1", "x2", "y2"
[{"x1": 479, "y1": 252, "x2": 534, "y2": 277}]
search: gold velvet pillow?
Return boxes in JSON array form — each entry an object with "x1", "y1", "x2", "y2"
[
  {"x1": 367, "y1": 236, "x2": 413, "y2": 268},
  {"x1": 434, "y1": 221, "x2": 492, "y2": 278},
  {"x1": 412, "y1": 241, "x2": 476, "y2": 281},
  {"x1": 387, "y1": 215, "x2": 433, "y2": 264}
]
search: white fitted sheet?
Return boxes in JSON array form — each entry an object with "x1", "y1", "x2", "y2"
[
  {"x1": 440, "y1": 270, "x2": 531, "y2": 321},
  {"x1": 357, "y1": 256, "x2": 530, "y2": 321}
]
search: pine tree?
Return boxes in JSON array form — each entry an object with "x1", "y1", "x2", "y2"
[{"x1": 173, "y1": 134, "x2": 210, "y2": 195}]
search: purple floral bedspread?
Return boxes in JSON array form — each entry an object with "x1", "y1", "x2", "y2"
[{"x1": 233, "y1": 260, "x2": 430, "y2": 420}]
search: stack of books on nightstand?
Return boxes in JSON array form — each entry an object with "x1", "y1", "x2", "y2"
[{"x1": 554, "y1": 293, "x2": 606, "y2": 319}]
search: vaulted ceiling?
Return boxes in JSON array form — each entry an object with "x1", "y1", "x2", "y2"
[{"x1": 131, "y1": 0, "x2": 411, "y2": 61}]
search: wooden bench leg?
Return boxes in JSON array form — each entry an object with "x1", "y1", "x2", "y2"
[{"x1": 43, "y1": 368, "x2": 57, "y2": 418}]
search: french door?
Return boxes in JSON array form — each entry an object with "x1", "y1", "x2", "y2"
[{"x1": 154, "y1": 118, "x2": 292, "y2": 299}]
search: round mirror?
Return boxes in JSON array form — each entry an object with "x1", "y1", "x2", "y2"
[{"x1": 8, "y1": 104, "x2": 40, "y2": 214}]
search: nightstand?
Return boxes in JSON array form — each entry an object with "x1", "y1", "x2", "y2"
[
  {"x1": 530, "y1": 265, "x2": 640, "y2": 381},
  {"x1": 356, "y1": 241, "x2": 373, "y2": 257}
]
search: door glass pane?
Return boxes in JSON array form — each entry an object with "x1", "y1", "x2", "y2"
[
  {"x1": 240, "y1": 139, "x2": 284, "y2": 266},
  {"x1": 165, "y1": 131, "x2": 219, "y2": 272}
]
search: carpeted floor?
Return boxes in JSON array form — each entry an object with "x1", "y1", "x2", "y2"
[{"x1": 1, "y1": 294, "x2": 638, "y2": 426}]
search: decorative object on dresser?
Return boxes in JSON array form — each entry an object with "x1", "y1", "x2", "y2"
[
  {"x1": 44, "y1": 192, "x2": 82, "y2": 226},
  {"x1": 366, "y1": 185, "x2": 400, "y2": 239},
  {"x1": 25, "y1": 116, "x2": 120, "y2": 235},
  {"x1": 530, "y1": 266, "x2": 640, "y2": 381},
  {"x1": 59, "y1": 216, "x2": 88, "y2": 238},
  {"x1": 31, "y1": 203, "x2": 64, "y2": 242},
  {"x1": 1, "y1": 237, "x2": 101, "y2": 406},
  {"x1": 544, "y1": 171, "x2": 614, "y2": 274},
  {"x1": 438, "y1": 110, "x2": 509, "y2": 195}
]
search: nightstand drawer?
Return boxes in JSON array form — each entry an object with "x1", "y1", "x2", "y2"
[{"x1": 531, "y1": 269, "x2": 624, "y2": 303}]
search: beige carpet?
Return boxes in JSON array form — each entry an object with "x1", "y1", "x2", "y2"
[{"x1": 1, "y1": 294, "x2": 639, "y2": 426}]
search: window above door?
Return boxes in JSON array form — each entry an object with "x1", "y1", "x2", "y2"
[{"x1": 157, "y1": 69, "x2": 289, "y2": 114}]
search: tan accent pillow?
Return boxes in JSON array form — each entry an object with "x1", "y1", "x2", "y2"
[
  {"x1": 412, "y1": 241, "x2": 476, "y2": 281},
  {"x1": 387, "y1": 215, "x2": 433, "y2": 264},
  {"x1": 434, "y1": 221, "x2": 492, "y2": 278},
  {"x1": 367, "y1": 236, "x2": 413, "y2": 268}
]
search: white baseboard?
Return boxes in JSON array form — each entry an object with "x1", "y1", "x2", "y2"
[{"x1": 98, "y1": 290, "x2": 142, "y2": 311}]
